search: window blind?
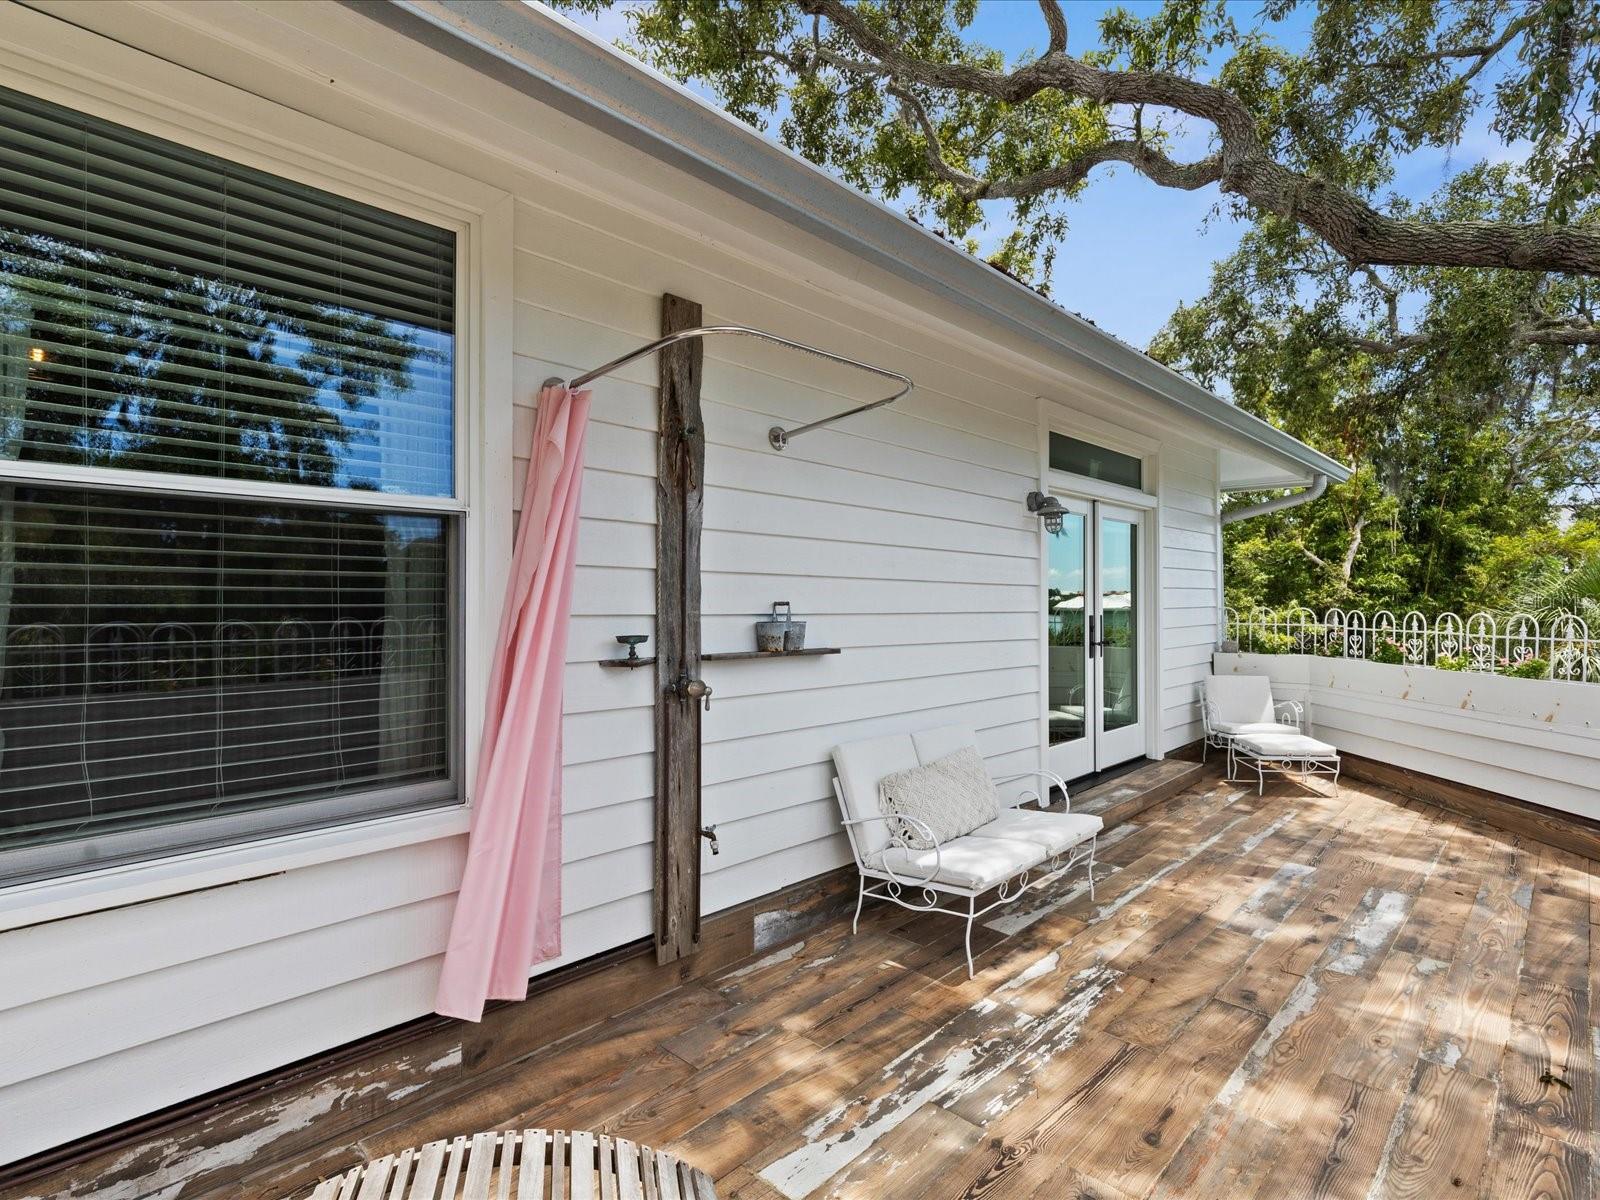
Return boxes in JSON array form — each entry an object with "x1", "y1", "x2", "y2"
[
  {"x1": 0, "y1": 489, "x2": 452, "y2": 850},
  {"x1": 0, "y1": 84, "x2": 455, "y2": 497},
  {"x1": 0, "y1": 86, "x2": 460, "y2": 879}
]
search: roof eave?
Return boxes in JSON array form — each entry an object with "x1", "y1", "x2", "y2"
[{"x1": 366, "y1": 0, "x2": 1351, "y2": 485}]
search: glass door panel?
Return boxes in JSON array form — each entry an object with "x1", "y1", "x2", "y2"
[
  {"x1": 1094, "y1": 505, "x2": 1145, "y2": 768},
  {"x1": 1099, "y1": 516, "x2": 1138, "y2": 732},
  {"x1": 1044, "y1": 497, "x2": 1146, "y2": 781},
  {"x1": 1046, "y1": 503, "x2": 1093, "y2": 781}
]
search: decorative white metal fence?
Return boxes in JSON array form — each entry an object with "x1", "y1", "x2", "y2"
[{"x1": 1223, "y1": 606, "x2": 1597, "y2": 683}]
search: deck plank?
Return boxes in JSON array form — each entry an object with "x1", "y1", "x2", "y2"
[{"x1": 235, "y1": 771, "x2": 1600, "y2": 1200}]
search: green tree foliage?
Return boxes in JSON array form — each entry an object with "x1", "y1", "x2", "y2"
[
  {"x1": 558, "y1": 0, "x2": 1600, "y2": 285},
  {"x1": 1150, "y1": 170, "x2": 1599, "y2": 613},
  {"x1": 556, "y1": 0, "x2": 1599, "y2": 613},
  {"x1": 1508, "y1": 544, "x2": 1600, "y2": 624}
]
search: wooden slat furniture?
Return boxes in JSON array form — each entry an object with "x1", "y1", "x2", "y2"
[{"x1": 303, "y1": 1129, "x2": 716, "y2": 1200}]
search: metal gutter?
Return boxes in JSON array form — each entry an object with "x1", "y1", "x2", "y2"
[
  {"x1": 362, "y1": 0, "x2": 1350, "y2": 485},
  {"x1": 1221, "y1": 472, "x2": 1330, "y2": 524}
]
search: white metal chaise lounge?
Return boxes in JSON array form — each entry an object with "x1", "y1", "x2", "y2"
[
  {"x1": 1200, "y1": 673, "x2": 1304, "y2": 771},
  {"x1": 832, "y1": 724, "x2": 1101, "y2": 977}
]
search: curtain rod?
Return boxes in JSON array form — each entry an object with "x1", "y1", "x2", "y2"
[{"x1": 543, "y1": 325, "x2": 913, "y2": 451}]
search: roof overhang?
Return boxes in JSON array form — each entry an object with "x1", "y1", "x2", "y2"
[{"x1": 360, "y1": 0, "x2": 1350, "y2": 487}]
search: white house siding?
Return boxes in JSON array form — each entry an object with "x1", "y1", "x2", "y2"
[
  {"x1": 0, "y1": 1, "x2": 1259, "y2": 1166},
  {"x1": 1157, "y1": 442, "x2": 1223, "y2": 752},
  {"x1": 511, "y1": 196, "x2": 1045, "y2": 957}
]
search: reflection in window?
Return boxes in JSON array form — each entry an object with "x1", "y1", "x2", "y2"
[
  {"x1": 1047, "y1": 513, "x2": 1087, "y2": 746},
  {"x1": 1101, "y1": 519, "x2": 1138, "y2": 731},
  {"x1": 0, "y1": 84, "x2": 454, "y2": 496},
  {"x1": 0, "y1": 86, "x2": 460, "y2": 879},
  {"x1": 1049, "y1": 433, "x2": 1143, "y2": 491},
  {"x1": 0, "y1": 489, "x2": 452, "y2": 852}
]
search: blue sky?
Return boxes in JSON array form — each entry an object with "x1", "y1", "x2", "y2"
[{"x1": 564, "y1": 1, "x2": 1515, "y2": 349}]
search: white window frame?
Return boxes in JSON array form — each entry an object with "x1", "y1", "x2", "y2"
[{"x1": 0, "y1": 33, "x2": 512, "y2": 923}]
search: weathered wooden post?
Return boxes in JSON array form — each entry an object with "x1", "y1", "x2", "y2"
[{"x1": 654, "y1": 293, "x2": 706, "y2": 963}]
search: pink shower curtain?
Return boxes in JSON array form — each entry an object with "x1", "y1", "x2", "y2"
[{"x1": 435, "y1": 383, "x2": 592, "y2": 1022}]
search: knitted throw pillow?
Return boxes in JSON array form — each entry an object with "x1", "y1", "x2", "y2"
[{"x1": 876, "y1": 746, "x2": 999, "y2": 850}]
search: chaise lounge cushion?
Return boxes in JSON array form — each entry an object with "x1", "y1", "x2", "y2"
[
  {"x1": 1204, "y1": 674, "x2": 1277, "y2": 725},
  {"x1": 877, "y1": 746, "x2": 999, "y2": 849},
  {"x1": 875, "y1": 834, "x2": 1047, "y2": 890},
  {"x1": 1233, "y1": 732, "x2": 1338, "y2": 759},
  {"x1": 1211, "y1": 719, "x2": 1300, "y2": 736},
  {"x1": 971, "y1": 809, "x2": 1102, "y2": 856}
]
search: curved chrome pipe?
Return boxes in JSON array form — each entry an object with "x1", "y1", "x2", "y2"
[{"x1": 543, "y1": 324, "x2": 913, "y2": 451}]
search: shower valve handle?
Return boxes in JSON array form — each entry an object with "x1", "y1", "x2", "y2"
[{"x1": 673, "y1": 674, "x2": 713, "y2": 710}]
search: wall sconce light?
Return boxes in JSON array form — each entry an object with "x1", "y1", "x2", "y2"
[{"x1": 1027, "y1": 491, "x2": 1066, "y2": 535}]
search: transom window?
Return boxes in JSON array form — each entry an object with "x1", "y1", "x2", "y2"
[
  {"x1": 0, "y1": 85, "x2": 459, "y2": 881},
  {"x1": 1049, "y1": 433, "x2": 1144, "y2": 492}
]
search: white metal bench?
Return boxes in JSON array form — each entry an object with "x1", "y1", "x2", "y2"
[
  {"x1": 832, "y1": 724, "x2": 1101, "y2": 977},
  {"x1": 303, "y1": 1129, "x2": 715, "y2": 1200}
]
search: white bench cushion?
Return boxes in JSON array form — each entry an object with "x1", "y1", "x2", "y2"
[
  {"x1": 877, "y1": 746, "x2": 999, "y2": 849},
  {"x1": 833, "y1": 733, "x2": 920, "y2": 856},
  {"x1": 876, "y1": 834, "x2": 1046, "y2": 891},
  {"x1": 1213, "y1": 720, "x2": 1300, "y2": 736},
  {"x1": 972, "y1": 809, "x2": 1102, "y2": 856},
  {"x1": 1234, "y1": 732, "x2": 1338, "y2": 759}
]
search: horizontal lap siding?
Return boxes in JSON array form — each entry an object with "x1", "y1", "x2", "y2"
[
  {"x1": 0, "y1": 172, "x2": 1045, "y2": 1162},
  {"x1": 0, "y1": 15, "x2": 1238, "y2": 1161},
  {"x1": 1159, "y1": 444, "x2": 1221, "y2": 751},
  {"x1": 507, "y1": 199, "x2": 1043, "y2": 971}
]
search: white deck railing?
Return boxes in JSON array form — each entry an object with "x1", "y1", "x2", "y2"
[{"x1": 1224, "y1": 606, "x2": 1597, "y2": 683}]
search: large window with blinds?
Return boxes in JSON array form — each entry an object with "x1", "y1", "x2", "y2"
[{"x1": 0, "y1": 86, "x2": 460, "y2": 881}]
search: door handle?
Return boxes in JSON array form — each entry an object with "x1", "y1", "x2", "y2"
[{"x1": 1088, "y1": 615, "x2": 1098, "y2": 660}]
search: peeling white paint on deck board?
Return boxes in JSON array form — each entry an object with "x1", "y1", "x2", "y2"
[
  {"x1": 1237, "y1": 812, "x2": 1300, "y2": 856},
  {"x1": 1215, "y1": 869, "x2": 1431, "y2": 1121},
  {"x1": 1419, "y1": 1037, "x2": 1463, "y2": 1068},
  {"x1": 982, "y1": 793, "x2": 1261, "y2": 941},
  {"x1": 1087, "y1": 811, "x2": 1256, "y2": 925},
  {"x1": 1215, "y1": 972, "x2": 1323, "y2": 1110},
  {"x1": 1228, "y1": 862, "x2": 1315, "y2": 935},
  {"x1": 1363, "y1": 1059, "x2": 1431, "y2": 1200},
  {"x1": 992, "y1": 950, "x2": 1061, "y2": 996},
  {"x1": 982, "y1": 822, "x2": 1141, "y2": 937},
  {"x1": 717, "y1": 939, "x2": 809, "y2": 984},
  {"x1": 757, "y1": 962, "x2": 1119, "y2": 1198},
  {"x1": 25, "y1": 1079, "x2": 380, "y2": 1200},
  {"x1": 1324, "y1": 890, "x2": 1413, "y2": 975}
]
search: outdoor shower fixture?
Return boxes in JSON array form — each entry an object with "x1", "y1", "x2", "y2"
[
  {"x1": 543, "y1": 325, "x2": 913, "y2": 450},
  {"x1": 1027, "y1": 491, "x2": 1068, "y2": 534}
]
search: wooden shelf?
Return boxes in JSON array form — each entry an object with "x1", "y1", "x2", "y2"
[
  {"x1": 702, "y1": 647, "x2": 842, "y2": 661},
  {"x1": 600, "y1": 647, "x2": 841, "y2": 669}
]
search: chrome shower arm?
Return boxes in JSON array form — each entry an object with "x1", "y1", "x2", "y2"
[{"x1": 543, "y1": 324, "x2": 913, "y2": 451}]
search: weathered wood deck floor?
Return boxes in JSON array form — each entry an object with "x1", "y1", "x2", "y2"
[{"x1": 322, "y1": 776, "x2": 1596, "y2": 1199}]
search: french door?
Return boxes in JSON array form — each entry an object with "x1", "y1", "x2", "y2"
[{"x1": 1045, "y1": 497, "x2": 1147, "y2": 780}]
